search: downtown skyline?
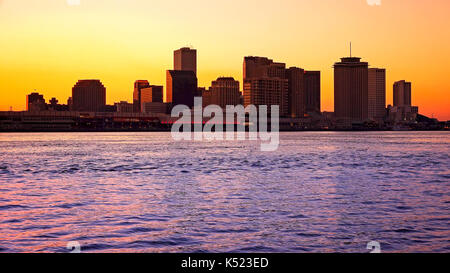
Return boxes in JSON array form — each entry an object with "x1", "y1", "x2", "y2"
[{"x1": 0, "y1": 0, "x2": 449, "y2": 120}]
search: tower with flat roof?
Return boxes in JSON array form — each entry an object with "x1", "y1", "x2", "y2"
[
  {"x1": 174, "y1": 47, "x2": 197, "y2": 75},
  {"x1": 393, "y1": 80, "x2": 412, "y2": 107},
  {"x1": 368, "y1": 68, "x2": 386, "y2": 120},
  {"x1": 334, "y1": 56, "x2": 369, "y2": 121}
]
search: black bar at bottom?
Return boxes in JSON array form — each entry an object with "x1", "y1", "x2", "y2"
[{"x1": 0, "y1": 253, "x2": 446, "y2": 272}]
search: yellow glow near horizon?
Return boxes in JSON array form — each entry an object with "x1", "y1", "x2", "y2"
[{"x1": 0, "y1": 0, "x2": 449, "y2": 120}]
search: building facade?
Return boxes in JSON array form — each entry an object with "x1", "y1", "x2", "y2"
[
  {"x1": 334, "y1": 57, "x2": 369, "y2": 121},
  {"x1": 140, "y1": 85, "x2": 163, "y2": 112},
  {"x1": 133, "y1": 80, "x2": 150, "y2": 113},
  {"x1": 243, "y1": 56, "x2": 298, "y2": 117},
  {"x1": 115, "y1": 101, "x2": 134, "y2": 113},
  {"x1": 166, "y1": 70, "x2": 198, "y2": 108},
  {"x1": 368, "y1": 68, "x2": 386, "y2": 120},
  {"x1": 393, "y1": 80, "x2": 412, "y2": 107},
  {"x1": 174, "y1": 47, "x2": 197, "y2": 75},
  {"x1": 72, "y1": 80, "x2": 106, "y2": 112},
  {"x1": 201, "y1": 88, "x2": 212, "y2": 108},
  {"x1": 304, "y1": 71, "x2": 321, "y2": 114},
  {"x1": 285, "y1": 67, "x2": 305, "y2": 118},
  {"x1": 26, "y1": 93, "x2": 46, "y2": 112},
  {"x1": 209, "y1": 77, "x2": 241, "y2": 109},
  {"x1": 143, "y1": 102, "x2": 167, "y2": 114},
  {"x1": 243, "y1": 78, "x2": 289, "y2": 116}
]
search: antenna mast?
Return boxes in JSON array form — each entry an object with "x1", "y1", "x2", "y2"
[{"x1": 350, "y1": 42, "x2": 352, "y2": 57}]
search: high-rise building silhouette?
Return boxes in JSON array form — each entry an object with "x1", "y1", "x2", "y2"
[
  {"x1": 286, "y1": 67, "x2": 305, "y2": 117},
  {"x1": 72, "y1": 80, "x2": 106, "y2": 112},
  {"x1": 133, "y1": 80, "x2": 150, "y2": 113},
  {"x1": 243, "y1": 78, "x2": 289, "y2": 116},
  {"x1": 334, "y1": 57, "x2": 369, "y2": 121},
  {"x1": 209, "y1": 77, "x2": 241, "y2": 109},
  {"x1": 304, "y1": 71, "x2": 321, "y2": 114},
  {"x1": 174, "y1": 47, "x2": 197, "y2": 75},
  {"x1": 244, "y1": 56, "x2": 287, "y2": 80},
  {"x1": 368, "y1": 68, "x2": 386, "y2": 120},
  {"x1": 393, "y1": 80, "x2": 412, "y2": 107},
  {"x1": 140, "y1": 85, "x2": 163, "y2": 112},
  {"x1": 243, "y1": 56, "x2": 293, "y2": 117},
  {"x1": 166, "y1": 70, "x2": 198, "y2": 108},
  {"x1": 26, "y1": 92, "x2": 45, "y2": 111}
]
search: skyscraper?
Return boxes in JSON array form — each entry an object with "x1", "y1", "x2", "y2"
[
  {"x1": 166, "y1": 70, "x2": 198, "y2": 108},
  {"x1": 243, "y1": 78, "x2": 289, "y2": 116},
  {"x1": 334, "y1": 57, "x2": 369, "y2": 121},
  {"x1": 133, "y1": 80, "x2": 150, "y2": 113},
  {"x1": 243, "y1": 56, "x2": 291, "y2": 117},
  {"x1": 393, "y1": 80, "x2": 412, "y2": 107},
  {"x1": 243, "y1": 56, "x2": 285, "y2": 80},
  {"x1": 140, "y1": 85, "x2": 163, "y2": 112},
  {"x1": 174, "y1": 47, "x2": 197, "y2": 75},
  {"x1": 286, "y1": 67, "x2": 305, "y2": 117},
  {"x1": 368, "y1": 68, "x2": 386, "y2": 120},
  {"x1": 209, "y1": 77, "x2": 241, "y2": 109},
  {"x1": 72, "y1": 80, "x2": 106, "y2": 112},
  {"x1": 304, "y1": 71, "x2": 321, "y2": 114}
]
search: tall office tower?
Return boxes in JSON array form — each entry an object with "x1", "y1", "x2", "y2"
[
  {"x1": 393, "y1": 80, "x2": 412, "y2": 107},
  {"x1": 209, "y1": 77, "x2": 241, "y2": 109},
  {"x1": 174, "y1": 47, "x2": 197, "y2": 75},
  {"x1": 304, "y1": 71, "x2": 321, "y2": 114},
  {"x1": 368, "y1": 68, "x2": 386, "y2": 120},
  {"x1": 334, "y1": 57, "x2": 369, "y2": 121},
  {"x1": 286, "y1": 67, "x2": 305, "y2": 117},
  {"x1": 166, "y1": 70, "x2": 198, "y2": 108},
  {"x1": 133, "y1": 80, "x2": 150, "y2": 113},
  {"x1": 243, "y1": 56, "x2": 275, "y2": 80},
  {"x1": 72, "y1": 80, "x2": 106, "y2": 112},
  {"x1": 140, "y1": 85, "x2": 163, "y2": 112},
  {"x1": 26, "y1": 92, "x2": 45, "y2": 111},
  {"x1": 243, "y1": 78, "x2": 289, "y2": 116},
  {"x1": 243, "y1": 56, "x2": 291, "y2": 117}
]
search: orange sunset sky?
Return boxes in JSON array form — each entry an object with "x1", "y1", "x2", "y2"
[{"x1": 0, "y1": 0, "x2": 449, "y2": 120}]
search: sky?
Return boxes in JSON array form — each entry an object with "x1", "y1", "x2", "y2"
[{"x1": 0, "y1": 0, "x2": 449, "y2": 120}]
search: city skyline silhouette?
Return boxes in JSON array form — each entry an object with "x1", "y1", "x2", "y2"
[{"x1": 0, "y1": 0, "x2": 449, "y2": 120}]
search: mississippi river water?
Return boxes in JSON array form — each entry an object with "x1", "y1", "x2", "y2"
[{"x1": 0, "y1": 132, "x2": 449, "y2": 253}]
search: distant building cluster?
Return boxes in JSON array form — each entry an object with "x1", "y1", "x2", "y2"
[
  {"x1": 3, "y1": 46, "x2": 446, "y2": 132},
  {"x1": 243, "y1": 56, "x2": 321, "y2": 118},
  {"x1": 332, "y1": 54, "x2": 420, "y2": 128}
]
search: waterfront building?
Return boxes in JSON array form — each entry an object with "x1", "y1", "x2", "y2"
[
  {"x1": 393, "y1": 80, "x2": 412, "y2": 107},
  {"x1": 166, "y1": 70, "x2": 198, "y2": 108},
  {"x1": 334, "y1": 57, "x2": 369, "y2": 121},
  {"x1": 209, "y1": 77, "x2": 241, "y2": 109},
  {"x1": 72, "y1": 80, "x2": 106, "y2": 112}
]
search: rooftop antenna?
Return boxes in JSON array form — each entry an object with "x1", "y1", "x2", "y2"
[{"x1": 350, "y1": 42, "x2": 352, "y2": 57}]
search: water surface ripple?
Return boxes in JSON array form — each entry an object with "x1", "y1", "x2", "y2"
[{"x1": 0, "y1": 132, "x2": 449, "y2": 253}]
